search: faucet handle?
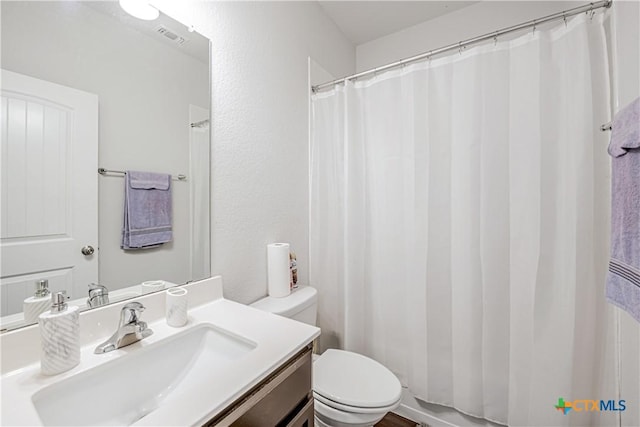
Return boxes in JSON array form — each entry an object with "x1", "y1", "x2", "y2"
[
  {"x1": 123, "y1": 301, "x2": 145, "y2": 312},
  {"x1": 87, "y1": 283, "x2": 110, "y2": 308},
  {"x1": 120, "y1": 302, "x2": 146, "y2": 324},
  {"x1": 88, "y1": 282, "x2": 108, "y2": 295}
]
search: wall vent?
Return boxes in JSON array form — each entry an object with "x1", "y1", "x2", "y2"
[{"x1": 155, "y1": 26, "x2": 187, "y2": 46}]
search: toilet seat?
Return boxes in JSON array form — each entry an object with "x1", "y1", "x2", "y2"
[
  {"x1": 313, "y1": 396, "x2": 395, "y2": 427},
  {"x1": 313, "y1": 349, "x2": 402, "y2": 411},
  {"x1": 313, "y1": 391, "x2": 400, "y2": 414}
]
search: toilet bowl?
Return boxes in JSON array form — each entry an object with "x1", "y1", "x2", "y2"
[
  {"x1": 250, "y1": 286, "x2": 402, "y2": 427},
  {"x1": 313, "y1": 349, "x2": 402, "y2": 426}
]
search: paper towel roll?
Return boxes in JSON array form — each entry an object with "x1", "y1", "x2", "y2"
[{"x1": 267, "y1": 243, "x2": 291, "y2": 298}]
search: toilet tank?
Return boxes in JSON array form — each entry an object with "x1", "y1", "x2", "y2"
[{"x1": 250, "y1": 286, "x2": 317, "y2": 326}]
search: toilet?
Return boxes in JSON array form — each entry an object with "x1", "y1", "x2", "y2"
[{"x1": 250, "y1": 286, "x2": 402, "y2": 427}]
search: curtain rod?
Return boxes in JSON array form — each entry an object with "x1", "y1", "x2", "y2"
[{"x1": 312, "y1": 0, "x2": 612, "y2": 93}]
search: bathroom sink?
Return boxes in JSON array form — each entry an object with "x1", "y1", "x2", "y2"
[{"x1": 31, "y1": 324, "x2": 256, "y2": 426}]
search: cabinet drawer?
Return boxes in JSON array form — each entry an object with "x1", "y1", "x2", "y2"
[
  {"x1": 207, "y1": 345, "x2": 312, "y2": 426},
  {"x1": 285, "y1": 398, "x2": 314, "y2": 427}
]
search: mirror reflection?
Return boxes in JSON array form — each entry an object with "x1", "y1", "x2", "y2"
[{"x1": 1, "y1": 1, "x2": 211, "y2": 331}]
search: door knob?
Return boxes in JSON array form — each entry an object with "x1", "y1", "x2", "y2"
[{"x1": 81, "y1": 245, "x2": 95, "y2": 256}]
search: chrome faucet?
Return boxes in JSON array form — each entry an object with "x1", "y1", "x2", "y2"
[
  {"x1": 94, "y1": 302, "x2": 153, "y2": 354},
  {"x1": 87, "y1": 283, "x2": 110, "y2": 308}
]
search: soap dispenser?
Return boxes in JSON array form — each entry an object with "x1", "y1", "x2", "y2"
[
  {"x1": 23, "y1": 279, "x2": 51, "y2": 324},
  {"x1": 38, "y1": 291, "x2": 80, "y2": 375}
]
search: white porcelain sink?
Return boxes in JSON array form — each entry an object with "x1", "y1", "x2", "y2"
[{"x1": 31, "y1": 324, "x2": 256, "y2": 426}]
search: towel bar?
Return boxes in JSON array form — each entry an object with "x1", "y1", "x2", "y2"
[{"x1": 98, "y1": 168, "x2": 187, "y2": 181}]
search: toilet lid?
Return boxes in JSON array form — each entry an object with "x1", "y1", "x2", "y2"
[{"x1": 313, "y1": 349, "x2": 402, "y2": 409}]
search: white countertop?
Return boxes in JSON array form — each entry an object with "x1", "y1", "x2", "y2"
[{"x1": 1, "y1": 288, "x2": 319, "y2": 426}]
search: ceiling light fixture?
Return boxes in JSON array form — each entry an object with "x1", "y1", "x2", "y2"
[{"x1": 119, "y1": 0, "x2": 159, "y2": 21}]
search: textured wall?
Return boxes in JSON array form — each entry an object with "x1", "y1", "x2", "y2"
[{"x1": 152, "y1": 1, "x2": 355, "y2": 303}]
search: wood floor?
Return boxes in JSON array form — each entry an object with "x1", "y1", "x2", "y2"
[{"x1": 375, "y1": 412, "x2": 421, "y2": 427}]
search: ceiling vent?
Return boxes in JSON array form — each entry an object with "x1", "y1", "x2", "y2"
[{"x1": 155, "y1": 26, "x2": 187, "y2": 46}]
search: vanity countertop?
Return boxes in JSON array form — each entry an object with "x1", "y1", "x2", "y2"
[{"x1": 1, "y1": 281, "x2": 320, "y2": 426}]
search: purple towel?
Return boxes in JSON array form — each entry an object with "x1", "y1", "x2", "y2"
[
  {"x1": 122, "y1": 171, "x2": 173, "y2": 250},
  {"x1": 606, "y1": 97, "x2": 640, "y2": 322}
]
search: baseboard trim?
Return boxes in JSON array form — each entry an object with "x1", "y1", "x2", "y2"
[{"x1": 394, "y1": 403, "x2": 459, "y2": 427}]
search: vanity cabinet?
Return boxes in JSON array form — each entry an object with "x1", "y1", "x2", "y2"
[{"x1": 206, "y1": 344, "x2": 314, "y2": 427}]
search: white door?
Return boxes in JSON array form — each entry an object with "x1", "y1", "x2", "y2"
[{"x1": 1, "y1": 69, "x2": 98, "y2": 316}]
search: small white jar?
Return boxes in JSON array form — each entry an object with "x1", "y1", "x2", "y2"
[{"x1": 166, "y1": 287, "x2": 188, "y2": 327}]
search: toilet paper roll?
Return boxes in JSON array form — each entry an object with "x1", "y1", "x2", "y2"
[{"x1": 267, "y1": 243, "x2": 291, "y2": 298}]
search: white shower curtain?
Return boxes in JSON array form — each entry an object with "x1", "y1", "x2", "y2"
[{"x1": 310, "y1": 14, "x2": 616, "y2": 426}]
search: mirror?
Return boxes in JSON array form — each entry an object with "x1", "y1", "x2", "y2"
[{"x1": 0, "y1": 1, "x2": 211, "y2": 331}]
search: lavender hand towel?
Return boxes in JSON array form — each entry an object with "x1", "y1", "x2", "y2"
[
  {"x1": 122, "y1": 171, "x2": 173, "y2": 250},
  {"x1": 606, "y1": 97, "x2": 640, "y2": 322}
]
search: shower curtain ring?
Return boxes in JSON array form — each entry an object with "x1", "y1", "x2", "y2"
[
  {"x1": 493, "y1": 32, "x2": 498, "y2": 46},
  {"x1": 458, "y1": 41, "x2": 463, "y2": 55},
  {"x1": 563, "y1": 13, "x2": 568, "y2": 27},
  {"x1": 532, "y1": 20, "x2": 537, "y2": 35}
]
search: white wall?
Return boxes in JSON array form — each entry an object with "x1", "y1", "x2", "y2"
[
  {"x1": 151, "y1": 0, "x2": 355, "y2": 303},
  {"x1": 356, "y1": 2, "x2": 640, "y2": 427},
  {"x1": 1, "y1": 2, "x2": 209, "y2": 292}
]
